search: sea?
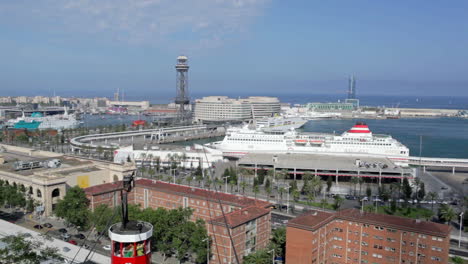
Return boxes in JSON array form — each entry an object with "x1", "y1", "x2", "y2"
[{"x1": 81, "y1": 94, "x2": 468, "y2": 159}]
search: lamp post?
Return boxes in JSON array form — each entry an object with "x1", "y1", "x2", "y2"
[
  {"x1": 223, "y1": 176, "x2": 230, "y2": 193},
  {"x1": 285, "y1": 186, "x2": 291, "y2": 214},
  {"x1": 460, "y1": 212, "x2": 464, "y2": 248},
  {"x1": 268, "y1": 248, "x2": 275, "y2": 264},
  {"x1": 202, "y1": 237, "x2": 210, "y2": 264}
]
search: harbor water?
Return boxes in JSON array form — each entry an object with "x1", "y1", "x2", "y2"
[{"x1": 81, "y1": 114, "x2": 468, "y2": 159}]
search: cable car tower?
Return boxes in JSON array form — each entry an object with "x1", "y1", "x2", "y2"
[
  {"x1": 108, "y1": 173, "x2": 153, "y2": 264},
  {"x1": 174, "y1": 55, "x2": 191, "y2": 124}
]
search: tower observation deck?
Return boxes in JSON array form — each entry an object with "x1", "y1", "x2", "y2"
[{"x1": 175, "y1": 55, "x2": 191, "y2": 123}]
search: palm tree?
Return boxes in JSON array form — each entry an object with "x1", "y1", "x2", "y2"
[
  {"x1": 278, "y1": 187, "x2": 285, "y2": 209},
  {"x1": 310, "y1": 177, "x2": 322, "y2": 198},
  {"x1": 350, "y1": 177, "x2": 359, "y2": 196},
  {"x1": 253, "y1": 185, "x2": 260, "y2": 199},
  {"x1": 186, "y1": 176, "x2": 193, "y2": 187},
  {"x1": 358, "y1": 177, "x2": 364, "y2": 197},
  {"x1": 205, "y1": 178, "x2": 212, "y2": 189},
  {"x1": 427, "y1": 192, "x2": 438, "y2": 211},
  {"x1": 439, "y1": 204, "x2": 456, "y2": 225},
  {"x1": 266, "y1": 187, "x2": 272, "y2": 202},
  {"x1": 240, "y1": 181, "x2": 247, "y2": 195},
  {"x1": 280, "y1": 169, "x2": 289, "y2": 185}
]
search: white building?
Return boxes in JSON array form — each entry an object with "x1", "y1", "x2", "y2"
[
  {"x1": 114, "y1": 144, "x2": 224, "y2": 169},
  {"x1": 194, "y1": 96, "x2": 280, "y2": 123}
]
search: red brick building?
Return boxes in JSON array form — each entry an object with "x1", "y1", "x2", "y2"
[
  {"x1": 286, "y1": 208, "x2": 451, "y2": 264},
  {"x1": 84, "y1": 179, "x2": 272, "y2": 263}
]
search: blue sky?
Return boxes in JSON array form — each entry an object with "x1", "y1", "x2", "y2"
[{"x1": 0, "y1": 0, "x2": 467, "y2": 98}]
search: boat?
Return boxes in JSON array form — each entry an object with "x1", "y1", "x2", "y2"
[
  {"x1": 207, "y1": 122, "x2": 410, "y2": 165},
  {"x1": 7, "y1": 108, "x2": 81, "y2": 131},
  {"x1": 254, "y1": 116, "x2": 307, "y2": 132}
]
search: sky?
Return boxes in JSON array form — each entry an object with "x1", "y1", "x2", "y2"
[{"x1": 0, "y1": 0, "x2": 467, "y2": 98}]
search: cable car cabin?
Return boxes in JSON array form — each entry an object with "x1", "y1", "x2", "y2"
[{"x1": 108, "y1": 220, "x2": 153, "y2": 264}]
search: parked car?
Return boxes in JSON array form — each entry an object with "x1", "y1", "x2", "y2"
[
  {"x1": 103, "y1": 245, "x2": 111, "y2": 251},
  {"x1": 43, "y1": 223, "x2": 53, "y2": 228},
  {"x1": 361, "y1": 197, "x2": 369, "y2": 202},
  {"x1": 61, "y1": 233, "x2": 71, "y2": 240},
  {"x1": 33, "y1": 224, "x2": 43, "y2": 229},
  {"x1": 68, "y1": 240, "x2": 77, "y2": 245},
  {"x1": 58, "y1": 228, "x2": 68, "y2": 233},
  {"x1": 75, "y1": 233, "x2": 86, "y2": 240},
  {"x1": 62, "y1": 247, "x2": 71, "y2": 253}
]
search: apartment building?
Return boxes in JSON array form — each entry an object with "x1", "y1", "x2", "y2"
[
  {"x1": 84, "y1": 179, "x2": 272, "y2": 263},
  {"x1": 286, "y1": 208, "x2": 450, "y2": 264}
]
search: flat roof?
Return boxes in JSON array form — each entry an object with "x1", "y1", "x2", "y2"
[
  {"x1": 0, "y1": 150, "x2": 95, "y2": 177},
  {"x1": 210, "y1": 206, "x2": 271, "y2": 228},
  {"x1": 288, "y1": 208, "x2": 451, "y2": 238},
  {"x1": 85, "y1": 179, "x2": 272, "y2": 209},
  {"x1": 238, "y1": 153, "x2": 409, "y2": 174},
  {"x1": 0, "y1": 219, "x2": 110, "y2": 264}
]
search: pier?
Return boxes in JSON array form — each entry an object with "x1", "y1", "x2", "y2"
[
  {"x1": 70, "y1": 125, "x2": 225, "y2": 152},
  {"x1": 408, "y1": 156, "x2": 468, "y2": 174}
]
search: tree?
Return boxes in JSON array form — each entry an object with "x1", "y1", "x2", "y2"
[
  {"x1": 333, "y1": 195, "x2": 344, "y2": 210},
  {"x1": 366, "y1": 185, "x2": 372, "y2": 198},
  {"x1": 186, "y1": 176, "x2": 193, "y2": 186},
  {"x1": 240, "y1": 181, "x2": 247, "y2": 194},
  {"x1": 350, "y1": 177, "x2": 359, "y2": 196},
  {"x1": 326, "y1": 176, "x2": 333, "y2": 194},
  {"x1": 269, "y1": 227, "x2": 286, "y2": 260},
  {"x1": 402, "y1": 177, "x2": 412, "y2": 203},
  {"x1": 253, "y1": 185, "x2": 260, "y2": 199},
  {"x1": 0, "y1": 233, "x2": 63, "y2": 264},
  {"x1": 90, "y1": 204, "x2": 118, "y2": 233},
  {"x1": 427, "y1": 192, "x2": 438, "y2": 211},
  {"x1": 54, "y1": 186, "x2": 90, "y2": 229},
  {"x1": 417, "y1": 182, "x2": 426, "y2": 204},
  {"x1": 243, "y1": 249, "x2": 271, "y2": 264},
  {"x1": 438, "y1": 204, "x2": 456, "y2": 225}
]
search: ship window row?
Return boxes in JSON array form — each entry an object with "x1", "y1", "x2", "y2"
[
  {"x1": 332, "y1": 142, "x2": 391, "y2": 146},
  {"x1": 228, "y1": 138, "x2": 282, "y2": 142}
]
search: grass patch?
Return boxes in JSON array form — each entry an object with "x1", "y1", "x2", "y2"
[{"x1": 363, "y1": 205, "x2": 434, "y2": 219}]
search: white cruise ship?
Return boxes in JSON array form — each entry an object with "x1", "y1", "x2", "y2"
[
  {"x1": 254, "y1": 116, "x2": 307, "y2": 132},
  {"x1": 7, "y1": 108, "x2": 81, "y2": 131},
  {"x1": 208, "y1": 122, "x2": 410, "y2": 164}
]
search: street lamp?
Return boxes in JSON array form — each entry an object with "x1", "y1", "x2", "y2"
[
  {"x1": 223, "y1": 176, "x2": 230, "y2": 193},
  {"x1": 202, "y1": 237, "x2": 210, "y2": 264},
  {"x1": 460, "y1": 212, "x2": 464, "y2": 248},
  {"x1": 285, "y1": 186, "x2": 291, "y2": 214},
  {"x1": 267, "y1": 248, "x2": 275, "y2": 264}
]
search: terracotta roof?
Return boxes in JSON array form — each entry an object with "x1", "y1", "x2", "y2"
[
  {"x1": 84, "y1": 181, "x2": 123, "y2": 196},
  {"x1": 337, "y1": 208, "x2": 451, "y2": 238},
  {"x1": 135, "y1": 179, "x2": 271, "y2": 209},
  {"x1": 210, "y1": 206, "x2": 271, "y2": 228},
  {"x1": 287, "y1": 210, "x2": 335, "y2": 231},
  {"x1": 288, "y1": 208, "x2": 451, "y2": 238}
]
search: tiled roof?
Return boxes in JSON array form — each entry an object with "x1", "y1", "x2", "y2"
[
  {"x1": 288, "y1": 208, "x2": 451, "y2": 238},
  {"x1": 135, "y1": 179, "x2": 271, "y2": 209},
  {"x1": 84, "y1": 181, "x2": 123, "y2": 196},
  {"x1": 210, "y1": 206, "x2": 271, "y2": 228},
  {"x1": 337, "y1": 208, "x2": 451, "y2": 237},
  {"x1": 287, "y1": 210, "x2": 335, "y2": 231}
]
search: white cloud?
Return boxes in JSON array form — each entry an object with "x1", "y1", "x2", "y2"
[{"x1": 1, "y1": 0, "x2": 269, "y2": 50}]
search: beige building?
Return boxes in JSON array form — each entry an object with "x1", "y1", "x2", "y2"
[
  {"x1": 194, "y1": 96, "x2": 280, "y2": 123},
  {"x1": 0, "y1": 144, "x2": 135, "y2": 217},
  {"x1": 107, "y1": 100, "x2": 150, "y2": 110}
]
